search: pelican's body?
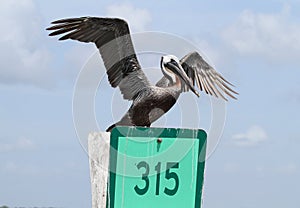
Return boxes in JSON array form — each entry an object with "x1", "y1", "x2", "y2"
[
  {"x1": 47, "y1": 17, "x2": 238, "y2": 131},
  {"x1": 109, "y1": 85, "x2": 178, "y2": 131}
]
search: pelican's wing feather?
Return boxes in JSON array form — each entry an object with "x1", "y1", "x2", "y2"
[
  {"x1": 47, "y1": 17, "x2": 150, "y2": 100},
  {"x1": 180, "y1": 51, "x2": 238, "y2": 101}
]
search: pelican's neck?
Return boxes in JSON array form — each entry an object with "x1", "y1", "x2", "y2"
[
  {"x1": 175, "y1": 75, "x2": 181, "y2": 87},
  {"x1": 167, "y1": 76, "x2": 182, "y2": 96},
  {"x1": 166, "y1": 76, "x2": 182, "y2": 99}
]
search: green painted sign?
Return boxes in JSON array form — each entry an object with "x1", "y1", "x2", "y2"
[{"x1": 109, "y1": 127, "x2": 207, "y2": 208}]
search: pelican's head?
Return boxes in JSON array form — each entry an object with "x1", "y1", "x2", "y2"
[{"x1": 161, "y1": 55, "x2": 199, "y2": 97}]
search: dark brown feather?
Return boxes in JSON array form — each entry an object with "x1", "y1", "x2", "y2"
[
  {"x1": 180, "y1": 51, "x2": 238, "y2": 101},
  {"x1": 46, "y1": 16, "x2": 150, "y2": 101}
]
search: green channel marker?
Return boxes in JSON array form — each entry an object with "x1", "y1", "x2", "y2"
[{"x1": 109, "y1": 127, "x2": 207, "y2": 208}]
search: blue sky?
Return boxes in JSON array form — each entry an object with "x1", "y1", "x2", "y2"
[{"x1": 1, "y1": 0, "x2": 300, "y2": 207}]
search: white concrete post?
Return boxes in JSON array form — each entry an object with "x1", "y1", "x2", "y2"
[{"x1": 88, "y1": 132, "x2": 110, "y2": 208}]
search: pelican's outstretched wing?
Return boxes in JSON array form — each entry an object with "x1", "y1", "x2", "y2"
[
  {"x1": 180, "y1": 51, "x2": 238, "y2": 101},
  {"x1": 47, "y1": 17, "x2": 150, "y2": 100}
]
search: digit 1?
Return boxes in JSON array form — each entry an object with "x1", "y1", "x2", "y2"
[{"x1": 154, "y1": 162, "x2": 161, "y2": 195}]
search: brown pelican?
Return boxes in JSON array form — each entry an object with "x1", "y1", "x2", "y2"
[{"x1": 46, "y1": 17, "x2": 238, "y2": 132}]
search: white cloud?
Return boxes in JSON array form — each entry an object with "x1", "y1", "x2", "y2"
[
  {"x1": 222, "y1": 5, "x2": 300, "y2": 64},
  {"x1": 106, "y1": 3, "x2": 152, "y2": 32},
  {"x1": 0, "y1": 0, "x2": 55, "y2": 88},
  {"x1": 2, "y1": 161, "x2": 18, "y2": 172},
  {"x1": 276, "y1": 163, "x2": 298, "y2": 175},
  {"x1": 255, "y1": 163, "x2": 298, "y2": 176},
  {"x1": 232, "y1": 125, "x2": 268, "y2": 146},
  {"x1": 1, "y1": 161, "x2": 40, "y2": 175},
  {"x1": 0, "y1": 137, "x2": 36, "y2": 152}
]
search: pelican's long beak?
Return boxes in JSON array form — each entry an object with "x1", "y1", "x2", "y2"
[{"x1": 166, "y1": 61, "x2": 200, "y2": 97}]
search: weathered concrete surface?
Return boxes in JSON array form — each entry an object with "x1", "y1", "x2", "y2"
[{"x1": 88, "y1": 132, "x2": 110, "y2": 208}]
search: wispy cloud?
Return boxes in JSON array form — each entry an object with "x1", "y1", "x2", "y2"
[
  {"x1": 1, "y1": 160, "x2": 41, "y2": 176},
  {"x1": 222, "y1": 5, "x2": 300, "y2": 65},
  {"x1": 255, "y1": 162, "x2": 298, "y2": 176},
  {"x1": 106, "y1": 3, "x2": 152, "y2": 32},
  {"x1": 0, "y1": 137, "x2": 36, "y2": 152},
  {"x1": 276, "y1": 163, "x2": 298, "y2": 175},
  {"x1": 0, "y1": 0, "x2": 55, "y2": 88},
  {"x1": 232, "y1": 125, "x2": 268, "y2": 146}
]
